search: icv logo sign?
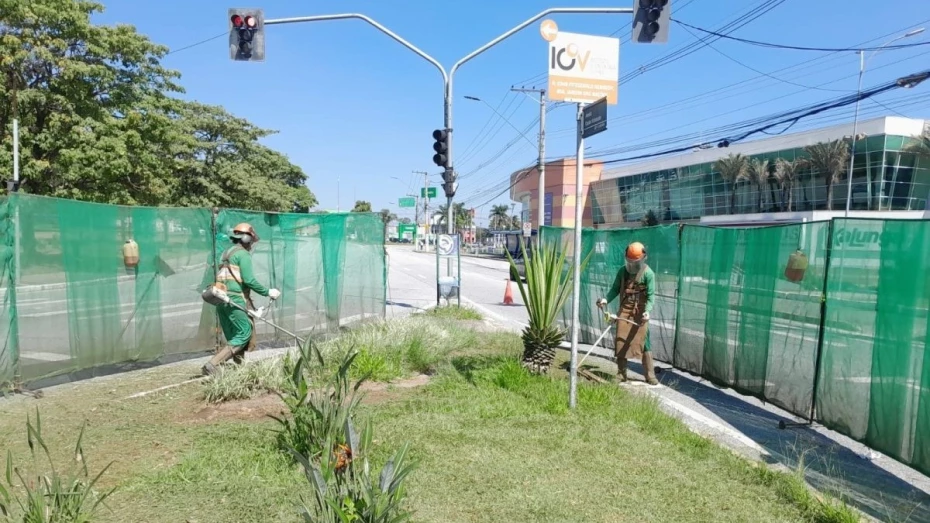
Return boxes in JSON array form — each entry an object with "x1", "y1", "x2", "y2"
[{"x1": 551, "y1": 42, "x2": 592, "y2": 73}]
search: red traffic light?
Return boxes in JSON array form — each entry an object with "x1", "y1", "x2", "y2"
[
  {"x1": 245, "y1": 15, "x2": 256, "y2": 28},
  {"x1": 230, "y1": 14, "x2": 243, "y2": 27}
]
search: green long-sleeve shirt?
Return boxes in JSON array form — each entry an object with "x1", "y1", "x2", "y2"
[
  {"x1": 605, "y1": 265, "x2": 656, "y2": 314},
  {"x1": 217, "y1": 245, "x2": 270, "y2": 297}
]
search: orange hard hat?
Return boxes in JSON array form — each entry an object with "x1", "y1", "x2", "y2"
[
  {"x1": 231, "y1": 222, "x2": 259, "y2": 242},
  {"x1": 625, "y1": 242, "x2": 646, "y2": 261}
]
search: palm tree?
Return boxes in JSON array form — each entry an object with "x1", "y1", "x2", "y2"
[
  {"x1": 489, "y1": 204, "x2": 511, "y2": 230},
  {"x1": 804, "y1": 140, "x2": 849, "y2": 211},
  {"x1": 773, "y1": 158, "x2": 806, "y2": 212},
  {"x1": 434, "y1": 203, "x2": 472, "y2": 233},
  {"x1": 747, "y1": 158, "x2": 771, "y2": 212},
  {"x1": 510, "y1": 215, "x2": 522, "y2": 230},
  {"x1": 714, "y1": 153, "x2": 749, "y2": 214}
]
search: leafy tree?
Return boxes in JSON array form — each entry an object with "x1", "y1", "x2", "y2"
[
  {"x1": 398, "y1": 217, "x2": 412, "y2": 224},
  {"x1": 714, "y1": 154, "x2": 749, "y2": 214},
  {"x1": 804, "y1": 140, "x2": 849, "y2": 211},
  {"x1": 0, "y1": 0, "x2": 316, "y2": 212},
  {"x1": 351, "y1": 201, "x2": 372, "y2": 213}
]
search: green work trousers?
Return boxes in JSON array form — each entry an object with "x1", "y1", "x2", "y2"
[{"x1": 217, "y1": 294, "x2": 253, "y2": 348}]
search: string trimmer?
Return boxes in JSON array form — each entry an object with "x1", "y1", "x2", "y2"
[
  {"x1": 577, "y1": 310, "x2": 640, "y2": 368},
  {"x1": 201, "y1": 286, "x2": 306, "y2": 344}
]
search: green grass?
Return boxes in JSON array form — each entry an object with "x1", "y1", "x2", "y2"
[
  {"x1": 424, "y1": 305, "x2": 483, "y2": 321},
  {"x1": 0, "y1": 321, "x2": 861, "y2": 523},
  {"x1": 319, "y1": 316, "x2": 480, "y2": 382}
]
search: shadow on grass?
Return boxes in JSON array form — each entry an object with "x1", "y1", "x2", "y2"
[{"x1": 451, "y1": 354, "x2": 515, "y2": 385}]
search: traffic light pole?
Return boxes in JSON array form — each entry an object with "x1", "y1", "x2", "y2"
[{"x1": 264, "y1": 7, "x2": 635, "y2": 282}]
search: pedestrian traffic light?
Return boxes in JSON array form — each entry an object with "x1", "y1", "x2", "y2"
[
  {"x1": 632, "y1": 0, "x2": 670, "y2": 44},
  {"x1": 229, "y1": 8, "x2": 265, "y2": 61},
  {"x1": 432, "y1": 129, "x2": 449, "y2": 168}
]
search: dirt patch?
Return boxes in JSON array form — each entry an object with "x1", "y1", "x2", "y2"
[
  {"x1": 180, "y1": 374, "x2": 432, "y2": 424},
  {"x1": 359, "y1": 374, "x2": 431, "y2": 404},
  {"x1": 183, "y1": 394, "x2": 286, "y2": 424}
]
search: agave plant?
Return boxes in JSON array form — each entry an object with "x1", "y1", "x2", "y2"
[
  {"x1": 291, "y1": 412, "x2": 416, "y2": 522},
  {"x1": 506, "y1": 238, "x2": 591, "y2": 374},
  {"x1": 269, "y1": 340, "x2": 370, "y2": 462}
]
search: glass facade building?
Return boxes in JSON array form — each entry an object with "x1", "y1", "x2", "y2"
[{"x1": 590, "y1": 117, "x2": 930, "y2": 226}]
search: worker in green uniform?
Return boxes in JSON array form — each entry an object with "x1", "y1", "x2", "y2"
[
  {"x1": 202, "y1": 222, "x2": 281, "y2": 376},
  {"x1": 596, "y1": 241, "x2": 659, "y2": 385}
]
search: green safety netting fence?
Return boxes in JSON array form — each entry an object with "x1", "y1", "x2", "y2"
[
  {"x1": 0, "y1": 194, "x2": 386, "y2": 386},
  {"x1": 816, "y1": 218, "x2": 930, "y2": 476},
  {"x1": 540, "y1": 218, "x2": 930, "y2": 476},
  {"x1": 539, "y1": 225, "x2": 679, "y2": 363}
]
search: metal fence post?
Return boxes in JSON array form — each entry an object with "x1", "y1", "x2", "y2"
[{"x1": 808, "y1": 219, "x2": 835, "y2": 424}]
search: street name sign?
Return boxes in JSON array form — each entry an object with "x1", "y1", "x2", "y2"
[{"x1": 582, "y1": 97, "x2": 608, "y2": 138}]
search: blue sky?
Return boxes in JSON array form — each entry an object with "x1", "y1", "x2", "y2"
[{"x1": 94, "y1": 0, "x2": 930, "y2": 225}]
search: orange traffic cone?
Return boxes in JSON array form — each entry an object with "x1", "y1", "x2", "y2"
[{"x1": 502, "y1": 278, "x2": 514, "y2": 305}]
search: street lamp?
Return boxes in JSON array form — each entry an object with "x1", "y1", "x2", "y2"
[{"x1": 845, "y1": 27, "x2": 925, "y2": 217}]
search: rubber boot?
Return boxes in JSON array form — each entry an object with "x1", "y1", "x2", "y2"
[
  {"x1": 616, "y1": 358, "x2": 628, "y2": 383},
  {"x1": 202, "y1": 346, "x2": 236, "y2": 376},
  {"x1": 642, "y1": 353, "x2": 659, "y2": 385}
]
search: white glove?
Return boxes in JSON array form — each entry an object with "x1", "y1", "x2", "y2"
[
  {"x1": 596, "y1": 298, "x2": 607, "y2": 309},
  {"x1": 268, "y1": 288, "x2": 281, "y2": 300},
  {"x1": 641, "y1": 312, "x2": 650, "y2": 322}
]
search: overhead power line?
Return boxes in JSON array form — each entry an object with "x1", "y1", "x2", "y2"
[
  {"x1": 672, "y1": 19, "x2": 930, "y2": 52},
  {"x1": 167, "y1": 32, "x2": 227, "y2": 55}
]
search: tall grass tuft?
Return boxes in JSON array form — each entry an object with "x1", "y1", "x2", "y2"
[
  {"x1": 202, "y1": 355, "x2": 289, "y2": 403},
  {"x1": 0, "y1": 408, "x2": 115, "y2": 522}
]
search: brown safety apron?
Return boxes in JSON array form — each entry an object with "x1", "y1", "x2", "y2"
[
  {"x1": 219, "y1": 245, "x2": 258, "y2": 352},
  {"x1": 614, "y1": 265, "x2": 649, "y2": 360}
]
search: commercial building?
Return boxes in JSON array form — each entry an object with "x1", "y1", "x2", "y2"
[
  {"x1": 588, "y1": 116, "x2": 930, "y2": 228},
  {"x1": 508, "y1": 158, "x2": 604, "y2": 230}
]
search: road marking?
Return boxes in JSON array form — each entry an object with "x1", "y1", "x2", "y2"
[{"x1": 20, "y1": 351, "x2": 70, "y2": 362}]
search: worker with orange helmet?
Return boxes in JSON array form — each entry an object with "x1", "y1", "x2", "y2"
[
  {"x1": 202, "y1": 222, "x2": 281, "y2": 376},
  {"x1": 596, "y1": 241, "x2": 658, "y2": 385}
]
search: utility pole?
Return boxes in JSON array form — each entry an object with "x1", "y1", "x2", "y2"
[
  {"x1": 413, "y1": 170, "x2": 430, "y2": 250},
  {"x1": 511, "y1": 87, "x2": 547, "y2": 231}
]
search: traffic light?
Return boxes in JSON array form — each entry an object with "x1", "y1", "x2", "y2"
[
  {"x1": 632, "y1": 0, "x2": 670, "y2": 44},
  {"x1": 229, "y1": 8, "x2": 265, "y2": 61},
  {"x1": 432, "y1": 129, "x2": 449, "y2": 168}
]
